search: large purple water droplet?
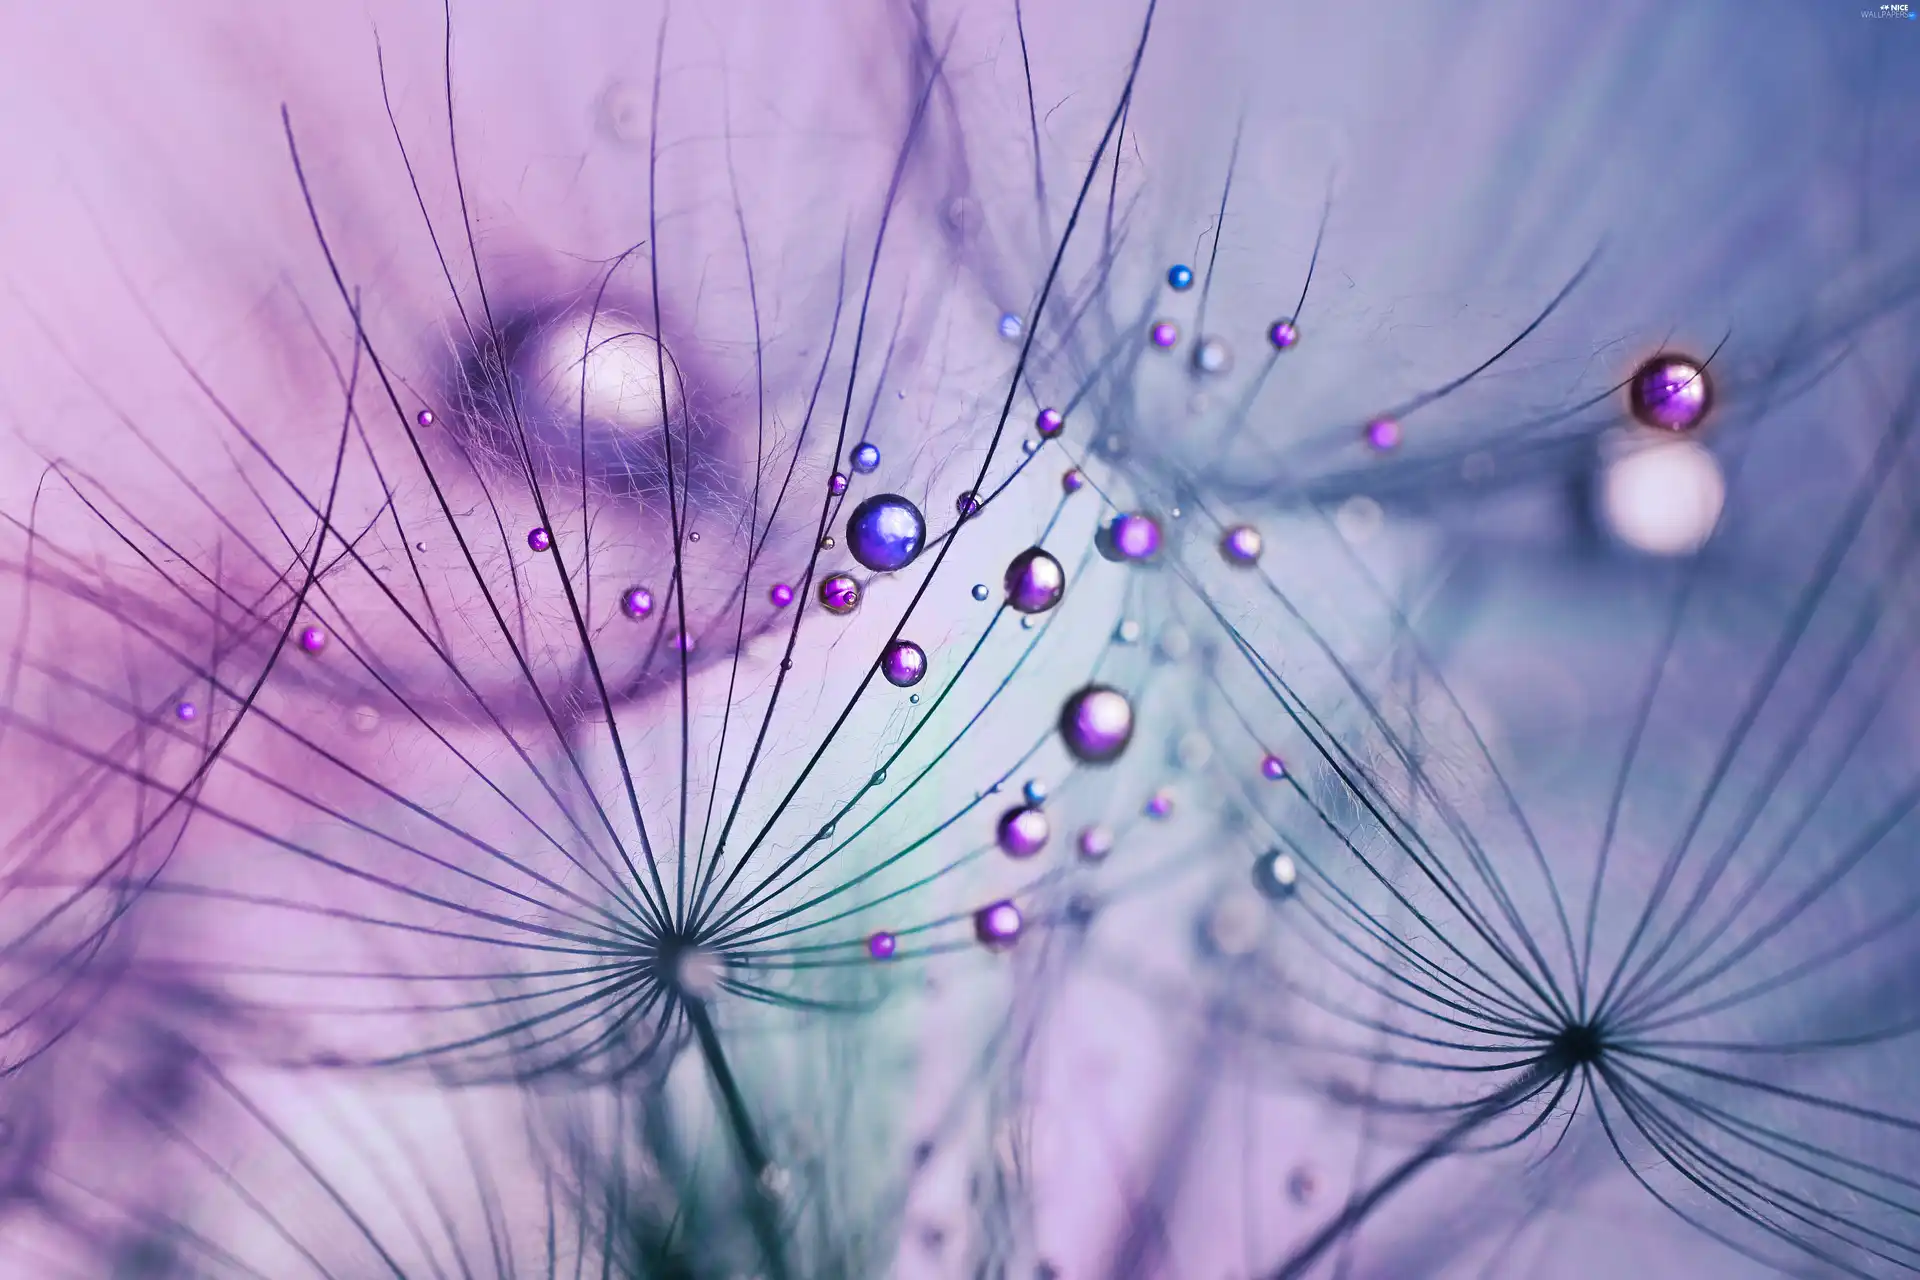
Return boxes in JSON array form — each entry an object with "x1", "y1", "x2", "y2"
[
  {"x1": 846, "y1": 494, "x2": 926, "y2": 573},
  {"x1": 1003, "y1": 547, "x2": 1066, "y2": 614},
  {"x1": 1059, "y1": 685, "x2": 1134, "y2": 764}
]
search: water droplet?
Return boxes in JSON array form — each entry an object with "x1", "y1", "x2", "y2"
[
  {"x1": 996, "y1": 805, "x2": 1050, "y2": 858},
  {"x1": 1003, "y1": 546, "x2": 1066, "y2": 614},
  {"x1": 881, "y1": 639, "x2": 928, "y2": 687},
  {"x1": 1629, "y1": 353, "x2": 1713, "y2": 431},
  {"x1": 1192, "y1": 335, "x2": 1233, "y2": 376},
  {"x1": 974, "y1": 900, "x2": 1023, "y2": 949},
  {"x1": 847, "y1": 494, "x2": 927, "y2": 572},
  {"x1": 819, "y1": 574, "x2": 861, "y2": 615},
  {"x1": 1059, "y1": 686, "x2": 1134, "y2": 764},
  {"x1": 1076, "y1": 824, "x2": 1114, "y2": 862},
  {"x1": 1220, "y1": 524, "x2": 1264, "y2": 566},
  {"x1": 1097, "y1": 513, "x2": 1162, "y2": 563},
  {"x1": 1253, "y1": 849, "x2": 1299, "y2": 900}
]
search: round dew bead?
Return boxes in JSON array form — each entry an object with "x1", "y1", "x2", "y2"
[
  {"x1": 974, "y1": 900, "x2": 1024, "y2": 948},
  {"x1": 1098, "y1": 513, "x2": 1162, "y2": 563},
  {"x1": 1003, "y1": 546, "x2": 1067, "y2": 614},
  {"x1": 996, "y1": 805, "x2": 1051, "y2": 858},
  {"x1": 881, "y1": 639, "x2": 928, "y2": 687},
  {"x1": 1628, "y1": 353, "x2": 1713, "y2": 432},
  {"x1": 1220, "y1": 524, "x2": 1264, "y2": 566},
  {"x1": 1076, "y1": 824, "x2": 1115, "y2": 862},
  {"x1": 1364, "y1": 418, "x2": 1402, "y2": 452},
  {"x1": 846, "y1": 494, "x2": 926, "y2": 573},
  {"x1": 1059, "y1": 685, "x2": 1135, "y2": 764},
  {"x1": 819, "y1": 574, "x2": 861, "y2": 615}
]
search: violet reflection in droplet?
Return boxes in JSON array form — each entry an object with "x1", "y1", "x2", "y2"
[
  {"x1": 1098, "y1": 513, "x2": 1162, "y2": 563},
  {"x1": 1144, "y1": 791, "x2": 1174, "y2": 819},
  {"x1": 954, "y1": 491, "x2": 982, "y2": 520},
  {"x1": 1629, "y1": 354, "x2": 1713, "y2": 432},
  {"x1": 996, "y1": 805, "x2": 1050, "y2": 859},
  {"x1": 846, "y1": 494, "x2": 926, "y2": 572},
  {"x1": 175, "y1": 701, "x2": 197, "y2": 723},
  {"x1": 769, "y1": 582, "x2": 794, "y2": 608},
  {"x1": 527, "y1": 527, "x2": 552, "y2": 552},
  {"x1": 1364, "y1": 418, "x2": 1402, "y2": 453},
  {"x1": 1061, "y1": 469, "x2": 1084, "y2": 494},
  {"x1": 829, "y1": 472, "x2": 849, "y2": 496},
  {"x1": 1059, "y1": 685, "x2": 1134, "y2": 764},
  {"x1": 1076, "y1": 824, "x2": 1114, "y2": 863},
  {"x1": 850, "y1": 442, "x2": 881, "y2": 474},
  {"x1": 622, "y1": 586, "x2": 655, "y2": 619},
  {"x1": 1149, "y1": 320, "x2": 1179, "y2": 349},
  {"x1": 974, "y1": 900, "x2": 1024, "y2": 949},
  {"x1": 1220, "y1": 524, "x2": 1264, "y2": 566},
  {"x1": 415, "y1": 409, "x2": 436, "y2": 428},
  {"x1": 1035, "y1": 407, "x2": 1064, "y2": 439},
  {"x1": 1268, "y1": 320, "x2": 1299, "y2": 350},
  {"x1": 1261, "y1": 753, "x2": 1287, "y2": 781},
  {"x1": 298, "y1": 625, "x2": 328, "y2": 655},
  {"x1": 881, "y1": 639, "x2": 928, "y2": 688},
  {"x1": 819, "y1": 574, "x2": 861, "y2": 615},
  {"x1": 1003, "y1": 547, "x2": 1066, "y2": 614},
  {"x1": 867, "y1": 931, "x2": 898, "y2": 960}
]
